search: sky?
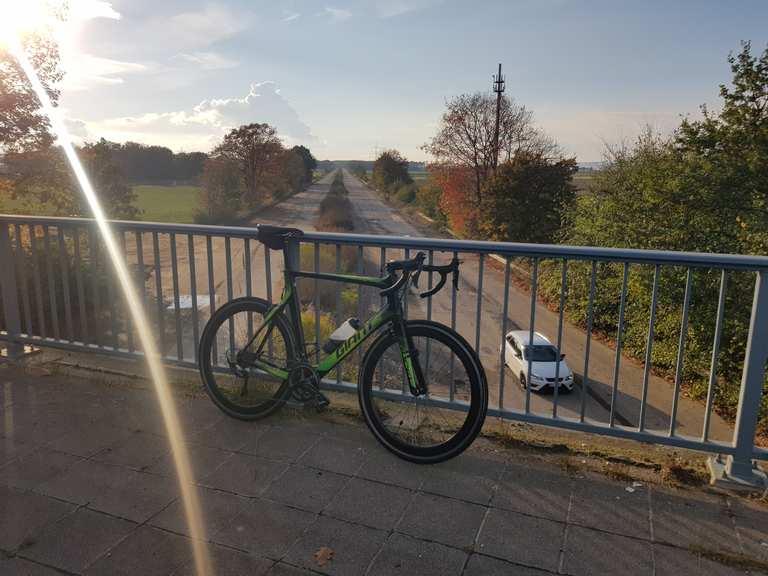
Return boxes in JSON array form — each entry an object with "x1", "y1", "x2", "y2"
[{"x1": 44, "y1": 0, "x2": 768, "y2": 161}]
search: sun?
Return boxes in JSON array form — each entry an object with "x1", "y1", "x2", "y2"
[{"x1": 0, "y1": 0, "x2": 58, "y2": 47}]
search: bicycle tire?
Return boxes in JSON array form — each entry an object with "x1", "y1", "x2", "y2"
[
  {"x1": 199, "y1": 297, "x2": 295, "y2": 420},
  {"x1": 358, "y1": 320, "x2": 488, "y2": 463}
]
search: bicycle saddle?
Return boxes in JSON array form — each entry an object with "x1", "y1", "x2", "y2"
[{"x1": 257, "y1": 225, "x2": 304, "y2": 250}]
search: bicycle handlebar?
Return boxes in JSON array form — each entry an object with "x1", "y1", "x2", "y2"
[{"x1": 383, "y1": 251, "x2": 461, "y2": 298}]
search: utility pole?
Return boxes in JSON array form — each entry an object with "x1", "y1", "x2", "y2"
[{"x1": 492, "y1": 63, "x2": 505, "y2": 170}]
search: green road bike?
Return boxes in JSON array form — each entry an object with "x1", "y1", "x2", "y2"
[{"x1": 198, "y1": 225, "x2": 488, "y2": 463}]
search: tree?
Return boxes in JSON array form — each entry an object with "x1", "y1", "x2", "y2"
[
  {"x1": 197, "y1": 157, "x2": 242, "y2": 222},
  {"x1": 0, "y1": 29, "x2": 63, "y2": 152},
  {"x1": 212, "y1": 123, "x2": 283, "y2": 204},
  {"x1": 478, "y1": 153, "x2": 576, "y2": 244},
  {"x1": 372, "y1": 149, "x2": 411, "y2": 195},
  {"x1": 423, "y1": 92, "x2": 553, "y2": 205},
  {"x1": 80, "y1": 139, "x2": 140, "y2": 219},
  {"x1": 290, "y1": 145, "x2": 317, "y2": 186}
]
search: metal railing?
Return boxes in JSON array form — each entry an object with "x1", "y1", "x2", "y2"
[{"x1": 1, "y1": 214, "x2": 766, "y2": 483}]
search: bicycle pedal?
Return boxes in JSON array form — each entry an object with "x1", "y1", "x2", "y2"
[{"x1": 314, "y1": 391, "x2": 330, "y2": 412}]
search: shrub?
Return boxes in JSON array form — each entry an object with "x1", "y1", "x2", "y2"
[{"x1": 395, "y1": 183, "x2": 417, "y2": 204}]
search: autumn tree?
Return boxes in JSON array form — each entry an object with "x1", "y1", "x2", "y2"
[
  {"x1": 423, "y1": 93, "x2": 553, "y2": 205},
  {"x1": 0, "y1": 29, "x2": 63, "y2": 152},
  {"x1": 372, "y1": 149, "x2": 411, "y2": 196},
  {"x1": 197, "y1": 157, "x2": 242, "y2": 223},
  {"x1": 212, "y1": 123, "x2": 283, "y2": 204},
  {"x1": 290, "y1": 145, "x2": 317, "y2": 187}
]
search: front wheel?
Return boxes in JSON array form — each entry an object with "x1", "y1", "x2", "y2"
[{"x1": 358, "y1": 321, "x2": 488, "y2": 463}]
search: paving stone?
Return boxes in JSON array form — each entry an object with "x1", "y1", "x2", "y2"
[
  {"x1": 299, "y1": 438, "x2": 367, "y2": 476},
  {"x1": 367, "y1": 532, "x2": 467, "y2": 576},
  {"x1": 0, "y1": 435, "x2": 39, "y2": 467},
  {"x1": 356, "y1": 446, "x2": 429, "y2": 490},
  {"x1": 203, "y1": 452, "x2": 288, "y2": 496},
  {"x1": 419, "y1": 453, "x2": 504, "y2": 505},
  {"x1": 397, "y1": 492, "x2": 486, "y2": 549},
  {"x1": 0, "y1": 447, "x2": 81, "y2": 490},
  {"x1": 325, "y1": 477, "x2": 413, "y2": 530},
  {"x1": 651, "y1": 488, "x2": 741, "y2": 555},
  {"x1": 84, "y1": 525, "x2": 192, "y2": 576},
  {"x1": 22, "y1": 508, "x2": 136, "y2": 574},
  {"x1": 569, "y1": 473, "x2": 650, "y2": 539},
  {"x1": 38, "y1": 459, "x2": 178, "y2": 523},
  {"x1": 0, "y1": 485, "x2": 76, "y2": 551},
  {"x1": 492, "y1": 462, "x2": 573, "y2": 522},
  {"x1": 284, "y1": 515, "x2": 387, "y2": 576},
  {"x1": 562, "y1": 525, "x2": 652, "y2": 576},
  {"x1": 91, "y1": 430, "x2": 168, "y2": 470},
  {"x1": 189, "y1": 417, "x2": 267, "y2": 452},
  {"x1": 266, "y1": 562, "x2": 315, "y2": 575},
  {"x1": 172, "y1": 543, "x2": 274, "y2": 576},
  {"x1": 150, "y1": 487, "x2": 249, "y2": 539},
  {"x1": 215, "y1": 498, "x2": 316, "y2": 558},
  {"x1": 653, "y1": 543, "x2": 751, "y2": 576},
  {"x1": 476, "y1": 508, "x2": 563, "y2": 573},
  {"x1": 45, "y1": 422, "x2": 135, "y2": 458},
  {"x1": 264, "y1": 464, "x2": 349, "y2": 513},
  {"x1": 148, "y1": 442, "x2": 233, "y2": 480},
  {"x1": 463, "y1": 554, "x2": 552, "y2": 576},
  {"x1": 241, "y1": 425, "x2": 319, "y2": 461},
  {"x1": 0, "y1": 557, "x2": 63, "y2": 575},
  {"x1": 730, "y1": 499, "x2": 768, "y2": 563}
]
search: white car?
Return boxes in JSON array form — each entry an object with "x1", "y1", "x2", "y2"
[{"x1": 503, "y1": 330, "x2": 574, "y2": 392}]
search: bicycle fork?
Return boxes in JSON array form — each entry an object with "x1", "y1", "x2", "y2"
[{"x1": 394, "y1": 318, "x2": 427, "y2": 396}]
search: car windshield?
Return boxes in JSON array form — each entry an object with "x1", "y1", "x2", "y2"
[{"x1": 524, "y1": 345, "x2": 559, "y2": 362}]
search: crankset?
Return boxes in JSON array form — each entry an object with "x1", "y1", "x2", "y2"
[{"x1": 288, "y1": 363, "x2": 329, "y2": 411}]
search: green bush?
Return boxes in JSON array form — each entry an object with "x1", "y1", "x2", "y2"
[{"x1": 395, "y1": 183, "x2": 417, "y2": 204}]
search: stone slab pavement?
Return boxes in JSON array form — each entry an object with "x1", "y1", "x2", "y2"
[{"x1": 1, "y1": 366, "x2": 766, "y2": 576}]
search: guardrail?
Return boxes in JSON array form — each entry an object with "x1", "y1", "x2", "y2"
[{"x1": 0, "y1": 214, "x2": 766, "y2": 485}]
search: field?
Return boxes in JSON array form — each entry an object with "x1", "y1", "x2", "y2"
[{"x1": 133, "y1": 184, "x2": 201, "y2": 223}]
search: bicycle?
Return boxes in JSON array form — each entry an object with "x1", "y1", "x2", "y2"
[{"x1": 198, "y1": 225, "x2": 488, "y2": 463}]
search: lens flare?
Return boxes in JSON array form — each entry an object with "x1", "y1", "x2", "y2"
[{"x1": 9, "y1": 40, "x2": 213, "y2": 576}]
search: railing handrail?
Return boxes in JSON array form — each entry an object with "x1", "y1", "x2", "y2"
[{"x1": 3, "y1": 212, "x2": 768, "y2": 270}]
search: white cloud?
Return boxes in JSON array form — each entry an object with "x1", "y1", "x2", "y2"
[
  {"x1": 177, "y1": 51, "x2": 238, "y2": 70},
  {"x1": 61, "y1": 55, "x2": 148, "y2": 91},
  {"x1": 375, "y1": 0, "x2": 443, "y2": 18},
  {"x1": 164, "y1": 4, "x2": 249, "y2": 51},
  {"x1": 323, "y1": 6, "x2": 352, "y2": 21},
  {"x1": 66, "y1": 0, "x2": 121, "y2": 21},
  {"x1": 283, "y1": 12, "x2": 301, "y2": 22},
  {"x1": 80, "y1": 82, "x2": 318, "y2": 152}
]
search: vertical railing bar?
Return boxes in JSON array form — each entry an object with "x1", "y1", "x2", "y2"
[
  {"x1": 525, "y1": 258, "x2": 539, "y2": 414},
  {"x1": 264, "y1": 246, "x2": 273, "y2": 359},
  {"x1": 14, "y1": 224, "x2": 32, "y2": 336},
  {"x1": 151, "y1": 231, "x2": 165, "y2": 357},
  {"x1": 552, "y1": 258, "x2": 568, "y2": 419},
  {"x1": 701, "y1": 270, "x2": 726, "y2": 442},
  {"x1": 335, "y1": 243, "x2": 342, "y2": 384},
  {"x1": 224, "y1": 236, "x2": 234, "y2": 355},
  {"x1": 474, "y1": 253, "x2": 484, "y2": 353},
  {"x1": 425, "y1": 250, "x2": 434, "y2": 378},
  {"x1": 378, "y1": 246, "x2": 386, "y2": 390},
  {"x1": 401, "y1": 247, "x2": 410, "y2": 393},
  {"x1": 449, "y1": 250, "x2": 458, "y2": 402},
  {"x1": 106, "y1": 234, "x2": 119, "y2": 351},
  {"x1": 314, "y1": 241, "x2": 320, "y2": 363},
  {"x1": 206, "y1": 235, "x2": 217, "y2": 363},
  {"x1": 43, "y1": 226, "x2": 60, "y2": 339},
  {"x1": 29, "y1": 226, "x2": 46, "y2": 338},
  {"x1": 170, "y1": 233, "x2": 182, "y2": 361},
  {"x1": 638, "y1": 264, "x2": 661, "y2": 431},
  {"x1": 498, "y1": 256, "x2": 511, "y2": 411},
  {"x1": 74, "y1": 229, "x2": 88, "y2": 344},
  {"x1": 88, "y1": 227, "x2": 101, "y2": 347},
  {"x1": 187, "y1": 234, "x2": 199, "y2": 362},
  {"x1": 57, "y1": 227, "x2": 74, "y2": 342},
  {"x1": 134, "y1": 231, "x2": 146, "y2": 355},
  {"x1": 357, "y1": 244, "x2": 365, "y2": 366},
  {"x1": 668, "y1": 268, "x2": 693, "y2": 437},
  {"x1": 580, "y1": 261, "x2": 597, "y2": 422},
  {"x1": 244, "y1": 238, "x2": 253, "y2": 344},
  {"x1": 119, "y1": 231, "x2": 134, "y2": 353},
  {"x1": 609, "y1": 262, "x2": 630, "y2": 427}
]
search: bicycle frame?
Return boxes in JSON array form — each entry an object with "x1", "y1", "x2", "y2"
[{"x1": 243, "y1": 251, "x2": 424, "y2": 390}]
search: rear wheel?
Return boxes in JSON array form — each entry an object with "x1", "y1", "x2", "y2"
[
  {"x1": 358, "y1": 321, "x2": 487, "y2": 463},
  {"x1": 199, "y1": 297, "x2": 294, "y2": 420}
]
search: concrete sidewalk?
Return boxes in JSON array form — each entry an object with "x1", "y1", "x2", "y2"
[{"x1": 1, "y1": 367, "x2": 766, "y2": 575}]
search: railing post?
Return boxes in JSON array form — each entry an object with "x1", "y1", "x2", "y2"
[
  {"x1": 284, "y1": 237, "x2": 304, "y2": 344},
  {"x1": 0, "y1": 223, "x2": 24, "y2": 360},
  {"x1": 719, "y1": 271, "x2": 768, "y2": 487}
]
